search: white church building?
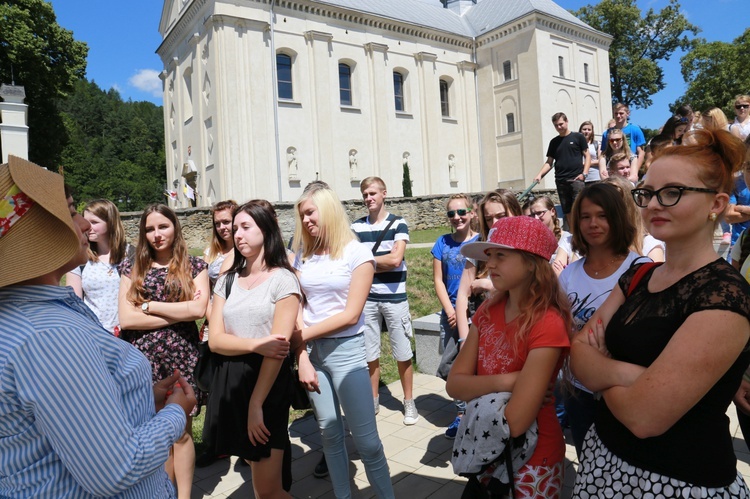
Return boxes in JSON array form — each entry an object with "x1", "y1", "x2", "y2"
[{"x1": 157, "y1": 0, "x2": 612, "y2": 206}]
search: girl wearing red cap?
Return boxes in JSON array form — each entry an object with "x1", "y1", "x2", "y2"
[{"x1": 447, "y1": 216, "x2": 572, "y2": 498}]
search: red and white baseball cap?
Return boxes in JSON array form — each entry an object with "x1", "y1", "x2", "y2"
[{"x1": 460, "y1": 216, "x2": 558, "y2": 262}]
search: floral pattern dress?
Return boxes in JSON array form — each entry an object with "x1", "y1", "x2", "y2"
[{"x1": 119, "y1": 256, "x2": 208, "y2": 409}]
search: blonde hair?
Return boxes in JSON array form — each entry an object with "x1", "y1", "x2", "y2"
[
  {"x1": 293, "y1": 187, "x2": 355, "y2": 260},
  {"x1": 360, "y1": 176, "x2": 386, "y2": 192},
  {"x1": 83, "y1": 199, "x2": 128, "y2": 265},
  {"x1": 603, "y1": 128, "x2": 633, "y2": 159},
  {"x1": 479, "y1": 252, "x2": 573, "y2": 356},
  {"x1": 702, "y1": 107, "x2": 729, "y2": 132}
]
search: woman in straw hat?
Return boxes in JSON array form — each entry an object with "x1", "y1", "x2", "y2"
[{"x1": 0, "y1": 156, "x2": 196, "y2": 497}]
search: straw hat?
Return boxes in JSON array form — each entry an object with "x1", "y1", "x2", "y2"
[
  {"x1": 461, "y1": 216, "x2": 558, "y2": 262},
  {"x1": 0, "y1": 156, "x2": 80, "y2": 287}
]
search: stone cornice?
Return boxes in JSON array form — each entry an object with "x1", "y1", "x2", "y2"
[
  {"x1": 364, "y1": 42, "x2": 388, "y2": 54},
  {"x1": 475, "y1": 12, "x2": 612, "y2": 49},
  {"x1": 414, "y1": 52, "x2": 438, "y2": 63},
  {"x1": 457, "y1": 60, "x2": 478, "y2": 72},
  {"x1": 157, "y1": 0, "x2": 209, "y2": 59},
  {"x1": 303, "y1": 30, "x2": 334, "y2": 42},
  {"x1": 205, "y1": 14, "x2": 270, "y2": 33},
  {"x1": 259, "y1": 0, "x2": 474, "y2": 49}
]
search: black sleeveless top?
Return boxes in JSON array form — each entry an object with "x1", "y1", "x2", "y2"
[{"x1": 595, "y1": 259, "x2": 750, "y2": 487}]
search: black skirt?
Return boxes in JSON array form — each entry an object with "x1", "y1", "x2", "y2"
[{"x1": 203, "y1": 352, "x2": 292, "y2": 461}]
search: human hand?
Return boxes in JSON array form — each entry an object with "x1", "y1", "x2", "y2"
[
  {"x1": 552, "y1": 259, "x2": 566, "y2": 275},
  {"x1": 586, "y1": 318, "x2": 610, "y2": 357},
  {"x1": 192, "y1": 289, "x2": 202, "y2": 301},
  {"x1": 247, "y1": 404, "x2": 271, "y2": 446},
  {"x1": 734, "y1": 379, "x2": 750, "y2": 416},
  {"x1": 165, "y1": 374, "x2": 197, "y2": 418},
  {"x1": 542, "y1": 381, "x2": 556, "y2": 406},
  {"x1": 533, "y1": 175, "x2": 542, "y2": 184},
  {"x1": 446, "y1": 310, "x2": 457, "y2": 328},
  {"x1": 154, "y1": 369, "x2": 182, "y2": 411},
  {"x1": 253, "y1": 335, "x2": 290, "y2": 358},
  {"x1": 298, "y1": 355, "x2": 320, "y2": 394}
]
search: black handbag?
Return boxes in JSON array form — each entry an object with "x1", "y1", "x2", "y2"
[
  {"x1": 289, "y1": 363, "x2": 311, "y2": 410},
  {"x1": 194, "y1": 271, "x2": 236, "y2": 392}
]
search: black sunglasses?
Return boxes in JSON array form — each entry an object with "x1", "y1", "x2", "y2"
[
  {"x1": 447, "y1": 208, "x2": 471, "y2": 217},
  {"x1": 631, "y1": 186, "x2": 717, "y2": 208},
  {"x1": 736, "y1": 104, "x2": 750, "y2": 110}
]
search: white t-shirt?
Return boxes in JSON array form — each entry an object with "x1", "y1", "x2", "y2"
[
  {"x1": 642, "y1": 235, "x2": 665, "y2": 259},
  {"x1": 294, "y1": 240, "x2": 375, "y2": 339},
  {"x1": 559, "y1": 251, "x2": 645, "y2": 391},
  {"x1": 214, "y1": 268, "x2": 300, "y2": 339},
  {"x1": 70, "y1": 260, "x2": 121, "y2": 333}
]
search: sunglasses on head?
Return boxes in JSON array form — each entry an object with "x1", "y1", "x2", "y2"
[
  {"x1": 736, "y1": 104, "x2": 750, "y2": 110},
  {"x1": 447, "y1": 208, "x2": 471, "y2": 217}
]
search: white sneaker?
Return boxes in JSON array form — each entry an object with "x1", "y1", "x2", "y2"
[
  {"x1": 403, "y1": 398, "x2": 419, "y2": 425},
  {"x1": 374, "y1": 395, "x2": 380, "y2": 415}
]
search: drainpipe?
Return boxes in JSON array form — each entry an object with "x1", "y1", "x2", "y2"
[
  {"x1": 471, "y1": 36, "x2": 484, "y2": 191},
  {"x1": 270, "y1": 0, "x2": 283, "y2": 201}
]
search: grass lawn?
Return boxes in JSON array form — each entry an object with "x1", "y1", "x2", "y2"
[{"x1": 409, "y1": 226, "x2": 450, "y2": 244}]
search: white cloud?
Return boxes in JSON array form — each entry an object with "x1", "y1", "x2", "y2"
[{"x1": 128, "y1": 69, "x2": 162, "y2": 97}]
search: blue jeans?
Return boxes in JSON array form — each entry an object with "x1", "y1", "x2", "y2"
[
  {"x1": 439, "y1": 311, "x2": 466, "y2": 413},
  {"x1": 564, "y1": 387, "x2": 597, "y2": 458},
  {"x1": 307, "y1": 334, "x2": 394, "y2": 499}
]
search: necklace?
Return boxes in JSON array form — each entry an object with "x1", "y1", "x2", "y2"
[
  {"x1": 586, "y1": 256, "x2": 623, "y2": 276},
  {"x1": 241, "y1": 269, "x2": 267, "y2": 289}
]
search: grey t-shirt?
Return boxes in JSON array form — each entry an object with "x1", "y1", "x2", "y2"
[{"x1": 214, "y1": 268, "x2": 300, "y2": 339}]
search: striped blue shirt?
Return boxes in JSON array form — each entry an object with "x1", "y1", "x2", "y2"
[
  {"x1": 0, "y1": 285, "x2": 185, "y2": 498},
  {"x1": 351, "y1": 213, "x2": 409, "y2": 303}
]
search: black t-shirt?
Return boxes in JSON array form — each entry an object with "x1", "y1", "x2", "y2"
[
  {"x1": 545, "y1": 131, "x2": 588, "y2": 180},
  {"x1": 595, "y1": 259, "x2": 750, "y2": 487}
]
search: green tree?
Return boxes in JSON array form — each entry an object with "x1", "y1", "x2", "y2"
[
  {"x1": 0, "y1": 0, "x2": 88, "y2": 168},
  {"x1": 402, "y1": 161, "x2": 412, "y2": 197},
  {"x1": 676, "y1": 29, "x2": 750, "y2": 116},
  {"x1": 573, "y1": 0, "x2": 698, "y2": 109},
  {"x1": 60, "y1": 80, "x2": 166, "y2": 211}
]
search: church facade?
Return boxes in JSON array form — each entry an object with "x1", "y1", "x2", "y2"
[{"x1": 157, "y1": 0, "x2": 612, "y2": 206}]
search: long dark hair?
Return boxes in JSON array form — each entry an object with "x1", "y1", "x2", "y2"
[
  {"x1": 569, "y1": 183, "x2": 635, "y2": 257},
  {"x1": 226, "y1": 200, "x2": 294, "y2": 275}
]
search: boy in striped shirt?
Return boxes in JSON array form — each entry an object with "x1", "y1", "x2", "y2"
[{"x1": 351, "y1": 177, "x2": 419, "y2": 425}]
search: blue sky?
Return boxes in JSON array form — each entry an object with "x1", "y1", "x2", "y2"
[{"x1": 50, "y1": 0, "x2": 746, "y2": 130}]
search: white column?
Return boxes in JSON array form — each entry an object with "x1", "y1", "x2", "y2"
[{"x1": 0, "y1": 84, "x2": 29, "y2": 163}]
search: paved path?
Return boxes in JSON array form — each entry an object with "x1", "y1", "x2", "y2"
[{"x1": 191, "y1": 371, "x2": 750, "y2": 498}]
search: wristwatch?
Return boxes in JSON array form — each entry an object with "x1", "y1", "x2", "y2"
[{"x1": 141, "y1": 301, "x2": 150, "y2": 315}]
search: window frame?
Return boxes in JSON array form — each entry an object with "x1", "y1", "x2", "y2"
[
  {"x1": 439, "y1": 79, "x2": 450, "y2": 117},
  {"x1": 339, "y1": 62, "x2": 353, "y2": 106},
  {"x1": 276, "y1": 53, "x2": 293, "y2": 100},
  {"x1": 393, "y1": 71, "x2": 405, "y2": 112}
]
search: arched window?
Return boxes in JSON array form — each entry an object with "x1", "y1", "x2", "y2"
[
  {"x1": 393, "y1": 71, "x2": 405, "y2": 111},
  {"x1": 276, "y1": 53, "x2": 293, "y2": 100},
  {"x1": 339, "y1": 63, "x2": 352, "y2": 106},
  {"x1": 439, "y1": 79, "x2": 450, "y2": 117}
]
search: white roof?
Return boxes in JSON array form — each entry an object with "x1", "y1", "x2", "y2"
[{"x1": 312, "y1": 0, "x2": 593, "y2": 38}]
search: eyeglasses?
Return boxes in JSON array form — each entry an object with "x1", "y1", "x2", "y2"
[
  {"x1": 631, "y1": 186, "x2": 717, "y2": 208},
  {"x1": 609, "y1": 138, "x2": 623, "y2": 143},
  {"x1": 736, "y1": 104, "x2": 750, "y2": 110},
  {"x1": 447, "y1": 208, "x2": 471, "y2": 217},
  {"x1": 528, "y1": 209, "x2": 550, "y2": 219}
]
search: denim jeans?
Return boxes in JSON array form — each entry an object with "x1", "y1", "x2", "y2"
[
  {"x1": 563, "y1": 386, "x2": 597, "y2": 458},
  {"x1": 307, "y1": 334, "x2": 394, "y2": 499},
  {"x1": 439, "y1": 310, "x2": 466, "y2": 413}
]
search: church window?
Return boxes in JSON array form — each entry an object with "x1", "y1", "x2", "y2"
[
  {"x1": 277, "y1": 53, "x2": 293, "y2": 100},
  {"x1": 339, "y1": 63, "x2": 352, "y2": 106},
  {"x1": 394, "y1": 71, "x2": 405, "y2": 111}
]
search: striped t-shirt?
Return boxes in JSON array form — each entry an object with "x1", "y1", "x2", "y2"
[{"x1": 351, "y1": 213, "x2": 409, "y2": 302}]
